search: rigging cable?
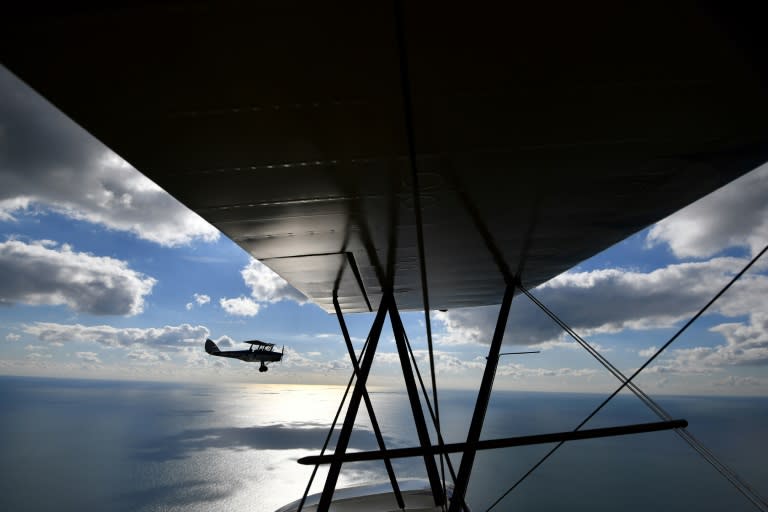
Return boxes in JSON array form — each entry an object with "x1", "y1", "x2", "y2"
[
  {"x1": 516, "y1": 284, "x2": 768, "y2": 512},
  {"x1": 487, "y1": 243, "x2": 768, "y2": 512},
  {"x1": 401, "y1": 326, "x2": 472, "y2": 512},
  {"x1": 393, "y1": 0, "x2": 446, "y2": 505}
]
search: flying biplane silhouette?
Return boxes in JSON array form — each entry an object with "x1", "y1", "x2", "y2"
[{"x1": 205, "y1": 339, "x2": 283, "y2": 372}]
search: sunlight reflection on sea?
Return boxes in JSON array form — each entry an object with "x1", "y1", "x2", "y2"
[{"x1": 1, "y1": 377, "x2": 767, "y2": 512}]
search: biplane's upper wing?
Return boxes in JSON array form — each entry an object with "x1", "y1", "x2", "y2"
[
  {"x1": 2, "y1": 3, "x2": 766, "y2": 313},
  {"x1": 245, "y1": 340, "x2": 274, "y2": 349}
]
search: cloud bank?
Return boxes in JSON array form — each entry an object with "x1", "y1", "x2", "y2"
[
  {"x1": 0, "y1": 239, "x2": 156, "y2": 315},
  {"x1": 647, "y1": 163, "x2": 768, "y2": 259},
  {"x1": 24, "y1": 322, "x2": 210, "y2": 350},
  {"x1": 0, "y1": 66, "x2": 218, "y2": 247},
  {"x1": 435, "y1": 256, "x2": 766, "y2": 347}
]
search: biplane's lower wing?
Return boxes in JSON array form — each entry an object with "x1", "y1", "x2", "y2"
[{"x1": 2, "y1": 3, "x2": 767, "y2": 312}]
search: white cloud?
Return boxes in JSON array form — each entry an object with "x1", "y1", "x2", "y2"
[
  {"x1": 433, "y1": 256, "x2": 767, "y2": 348},
  {"x1": 23, "y1": 322, "x2": 209, "y2": 350},
  {"x1": 369, "y1": 349, "x2": 485, "y2": 374},
  {"x1": 278, "y1": 347, "x2": 349, "y2": 372},
  {"x1": 369, "y1": 348, "x2": 596, "y2": 382},
  {"x1": 218, "y1": 260, "x2": 305, "y2": 316},
  {"x1": 535, "y1": 339, "x2": 611, "y2": 353},
  {"x1": 186, "y1": 293, "x2": 211, "y2": 310},
  {"x1": 26, "y1": 352, "x2": 51, "y2": 360},
  {"x1": 219, "y1": 296, "x2": 261, "y2": 317},
  {"x1": 214, "y1": 335, "x2": 236, "y2": 348},
  {"x1": 0, "y1": 239, "x2": 156, "y2": 315},
  {"x1": 126, "y1": 350, "x2": 157, "y2": 361},
  {"x1": 126, "y1": 349, "x2": 170, "y2": 362},
  {"x1": 647, "y1": 163, "x2": 768, "y2": 259},
  {"x1": 638, "y1": 346, "x2": 657, "y2": 358},
  {"x1": 75, "y1": 351, "x2": 101, "y2": 364},
  {"x1": 0, "y1": 66, "x2": 219, "y2": 247},
  {"x1": 712, "y1": 376, "x2": 762, "y2": 387},
  {"x1": 240, "y1": 259, "x2": 305, "y2": 303},
  {"x1": 5, "y1": 333, "x2": 20, "y2": 342},
  {"x1": 661, "y1": 313, "x2": 768, "y2": 372},
  {"x1": 432, "y1": 310, "x2": 485, "y2": 345},
  {"x1": 495, "y1": 364, "x2": 598, "y2": 379}
]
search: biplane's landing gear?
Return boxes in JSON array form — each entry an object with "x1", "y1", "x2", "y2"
[{"x1": 259, "y1": 362, "x2": 268, "y2": 372}]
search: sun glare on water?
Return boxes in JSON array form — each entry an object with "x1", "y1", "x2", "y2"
[{"x1": 228, "y1": 384, "x2": 350, "y2": 425}]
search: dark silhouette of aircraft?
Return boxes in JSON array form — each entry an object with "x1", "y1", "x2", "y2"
[{"x1": 205, "y1": 339, "x2": 283, "y2": 372}]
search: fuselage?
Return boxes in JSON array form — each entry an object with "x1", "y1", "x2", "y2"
[{"x1": 211, "y1": 349, "x2": 283, "y2": 363}]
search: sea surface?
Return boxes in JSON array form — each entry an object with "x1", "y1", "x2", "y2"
[{"x1": 0, "y1": 376, "x2": 766, "y2": 512}]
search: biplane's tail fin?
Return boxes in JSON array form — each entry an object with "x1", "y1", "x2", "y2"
[{"x1": 205, "y1": 339, "x2": 220, "y2": 354}]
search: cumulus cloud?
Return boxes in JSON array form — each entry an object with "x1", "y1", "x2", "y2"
[
  {"x1": 0, "y1": 239, "x2": 156, "y2": 315},
  {"x1": 433, "y1": 256, "x2": 767, "y2": 348},
  {"x1": 658, "y1": 313, "x2": 768, "y2": 373},
  {"x1": 219, "y1": 296, "x2": 261, "y2": 317},
  {"x1": 186, "y1": 293, "x2": 211, "y2": 310},
  {"x1": 240, "y1": 259, "x2": 305, "y2": 303},
  {"x1": 218, "y1": 260, "x2": 305, "y2": 317},
  {"x1": 0, "y1": 66, "x2": 219, "y2": 247},
  {"x1": 646, "y1": 163, "x2": 768, "y2": 259},
  {"x1": 23, "y1": 322, "x2": 209, "y2": 350},
  {"x1": 214, "y1": 335, "x2": 236, "y2": 348},
  {"x1": 5, "y1": 333, "x2": 20, "y2": 342}
]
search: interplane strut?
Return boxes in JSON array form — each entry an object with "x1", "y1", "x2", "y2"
[{"x1": 316, "y1": 293, "x2": 444, "y2": 511}]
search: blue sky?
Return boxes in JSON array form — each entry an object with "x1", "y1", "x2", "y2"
[{"x1": 1, "y1": 65, "x2": 767, "y2": 395}]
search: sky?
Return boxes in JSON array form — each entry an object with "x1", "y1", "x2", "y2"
[{"x1": 1, "y1": 64, "x2": 767, "y2": 396}]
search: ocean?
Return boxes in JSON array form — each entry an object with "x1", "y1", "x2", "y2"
[{"x1": 0, "y1": 376, "x2": 766, "y2": 512}]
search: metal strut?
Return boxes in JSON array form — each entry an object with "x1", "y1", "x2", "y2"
[
  {"x1": 317, "y1": 293, "x2": 446, "y2": 511},
  {"x1": 332, "y1": 293, "x2": 405, "y2": 510},
  {"x1": 298, "y1": 419, "x2": 688, "y2": 464},
  {"x1": 296, "y1": 333, "x2": 367, "y2": 512},
  {"x1": 389, "y1": 299, "x2": 445, "y2": 507},
  {"x1": 449, "y1": 283, "x2": 516, "y2": 512},
  {"x1": 317, "y1": 294, "x2": 390, "y2": 512}
]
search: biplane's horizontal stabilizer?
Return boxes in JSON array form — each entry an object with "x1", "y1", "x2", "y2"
[{"x1": 205, "y1": 339, "x2": 220, "y2": 354}]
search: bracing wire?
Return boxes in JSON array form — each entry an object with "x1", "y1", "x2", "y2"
[
  {"x1": 487, "y1": 244, "x2": 768, "y2": 512},
  {"x1": 401, "y1": 326, "x2": 471, "y2": 512},
  {"x1": 517, "y1": 285, "x2": 768, "y2": 512}
]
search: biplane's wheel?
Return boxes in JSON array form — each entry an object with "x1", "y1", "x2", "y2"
[{"x1": 259, "y1": 363, "x2": 268, "y2": 372}]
